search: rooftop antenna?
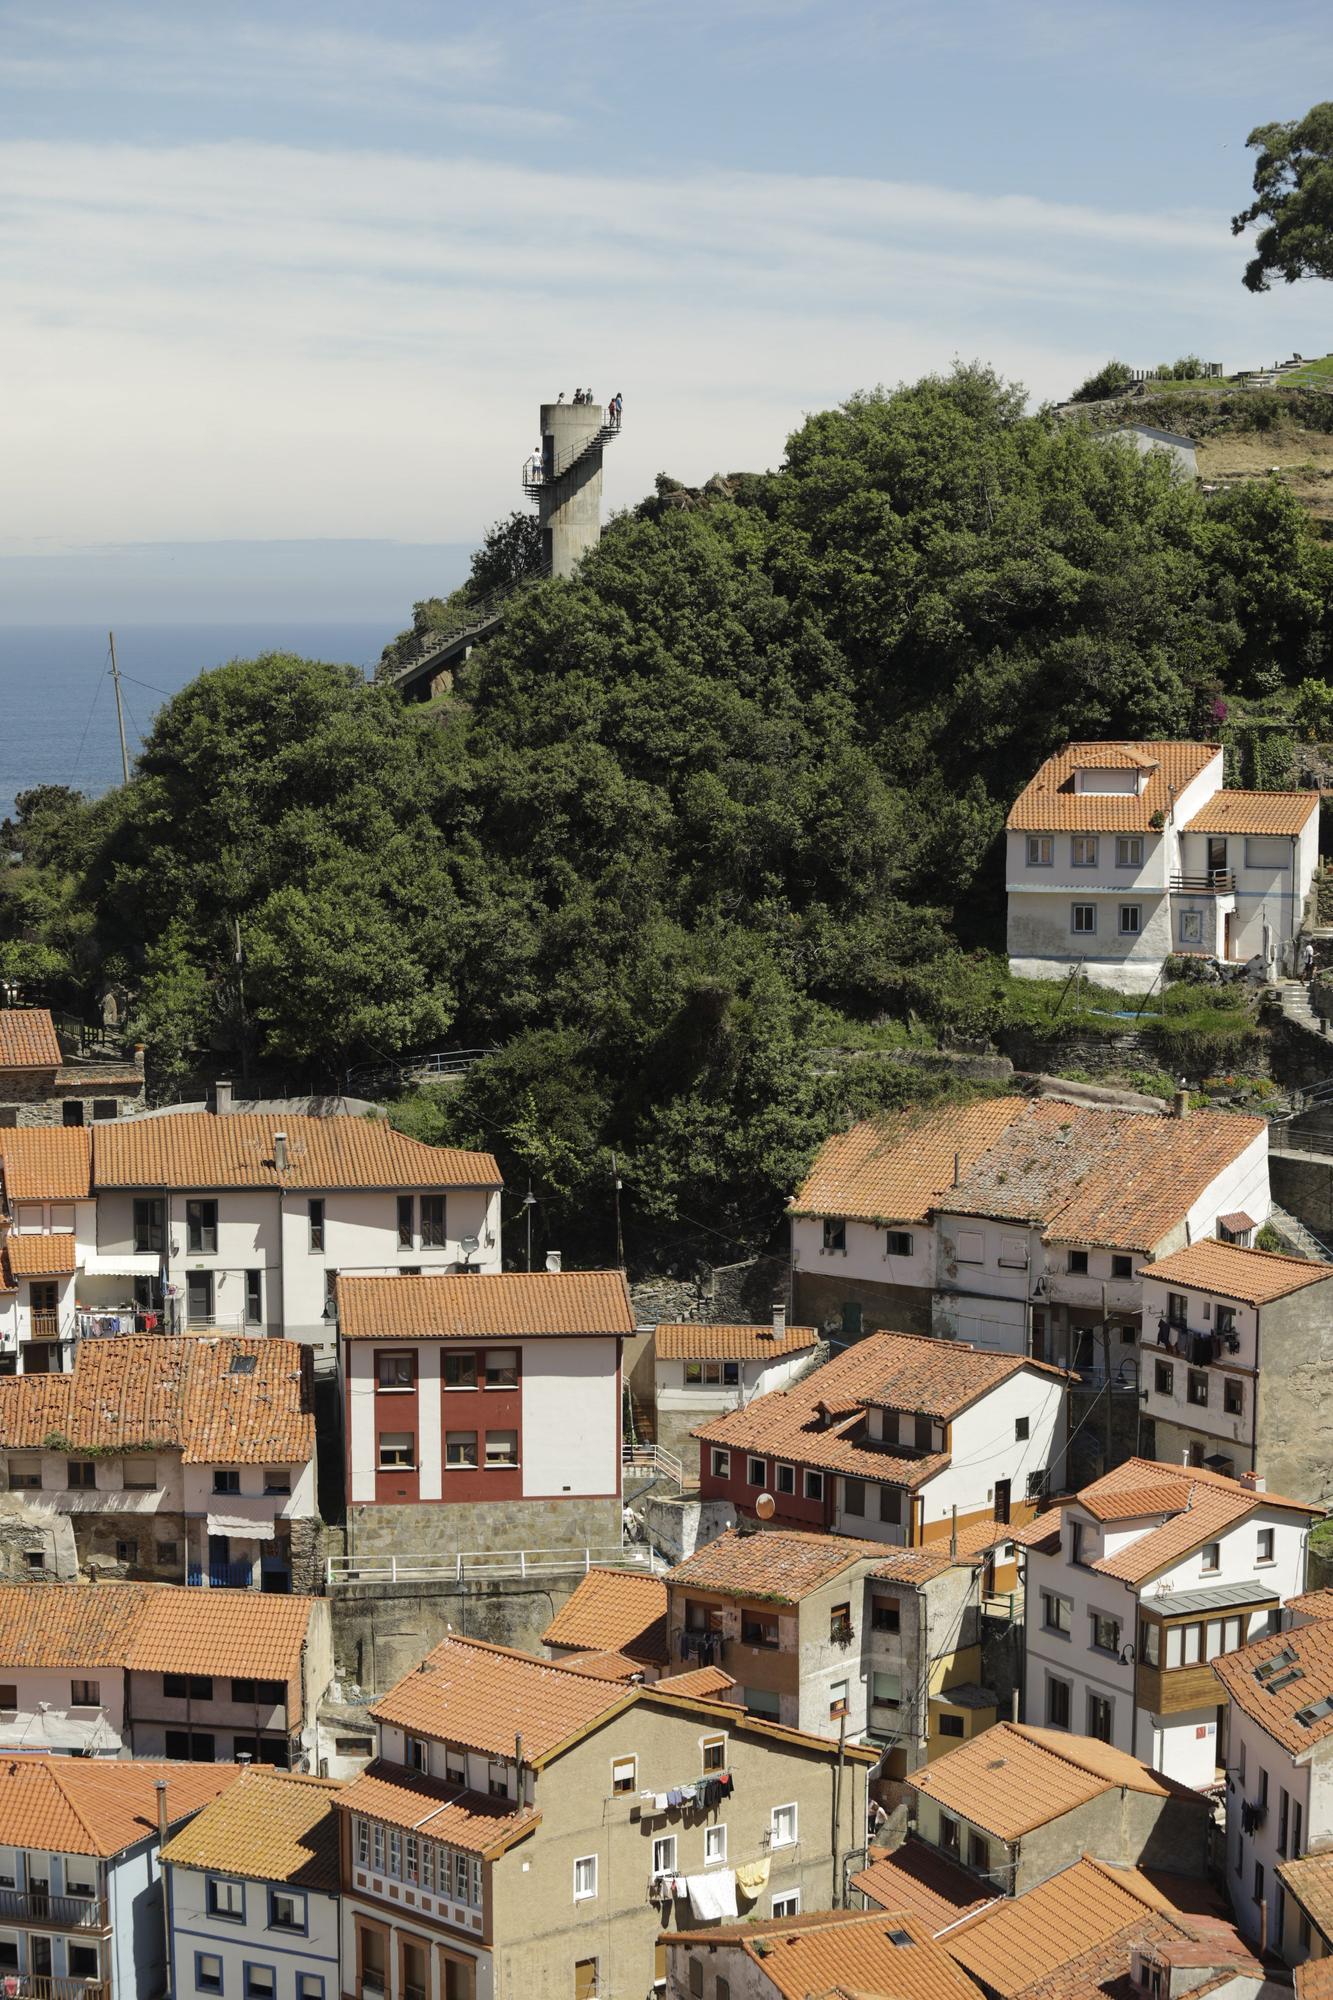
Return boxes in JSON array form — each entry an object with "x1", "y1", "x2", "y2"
[{"x1": 108, "y1": 632, "x2": 130, "y2": 786}]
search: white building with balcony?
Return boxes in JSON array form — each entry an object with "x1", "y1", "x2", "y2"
[
  {"x1": 1020, "y1": 1455, "x2": 1317, "y2": 1788},
  {"x1": 1006, "y1": 740, "x2": 1318, "y2": 990}
]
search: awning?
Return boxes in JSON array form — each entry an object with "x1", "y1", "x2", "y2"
[
  {"x1": 207, "y1": 1513, "x2": 277, "y2": 1541},
  {"x1": 82, "y1": 1251, "x2": 161, "y2": 1278}
]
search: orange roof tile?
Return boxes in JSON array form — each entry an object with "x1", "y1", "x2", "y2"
[
  {"x1": 1065, "y1": 1457, "x2": 1319, "y2": 1587},
  {"x1": 1215, "y1": 1619, "x2": 1333, "y2": 1754},
  {"x1": 1184, "y1": 789, "x2": 1319, "y2": 835},
  {"x1": 668, "y1": 1910, "x2": 980, "y2": 2000},
  {"x1": 909, "y1": 1722, "x2": 1188, "y2": 1840},
  {"x1": 668, "y1": 1527, "x2": 884, "y2": 1603},
  {"x1": 555, "y1": 1648, "x2": 658, "y2": 1682},
  {"x1": 1297, "y1": 1964, "x2": 1333, "y2": 2000},
  {"x1": 122, "y1": 1588, "x2": 318, "y2": 1717},
  {"x1": 0, "y1": 1581, "x2": 156, "y2": 1667},
  {"x1": 870, "y1": 1548, "x2": 958, "y2": 1584},
  {"x1": 946, "y1": 1856, "x2": 1171, "y2": 1995},
  {"x1": 1279, "y1": 1852, "x2": 1333, "y2": 1946},
  {"x1": 1140, "y1": 1237, "x2": 1333, "y2": 1306},
  {"x1": 1006, "y1": 741, "x2": 1219, "y2": 832},
  {"x1": 338, "y1": 1269, "x2": 633, "y2": 1342},
  {"x1": 541, "y1": 1569, "x2": 668, "y2": 1664},
  {"x1": 853, "y1": 1837, "x2": 995, "y2": 1929},
  {"x1": 1286, "y1": 1589, "x2": 1333, "y2": 1622},
  {"x1": 0, "y1": 1009, "x2": 61, "y2": 1070},
  {"x1": 0, "y1": 1127, "x2": 92, "y2": 1202},
  {"x1": 1008, "y1": 1506, "x2": 1066, "y2": 1553},
  {"x1": 791, "y1": 1098, "x2": 1029, "y2": 1224},
  {"x1": 3, "y1": 1232, "x2": 77, "y2": 1276},
  {"x1": 335, "y1": 1760, "x2": 538, "y2": 1857},
  {"x1": 654, "y1": 1322, "x2": 818, "y2": 1360},
  {"x1": 0, "y1": 1335, "x2": 313, "y2": 1464},
  {"x1": 653, "y1": 1664, "x2": 736, "y2": 1698},
  {"x1": 161, "y1": 1769, "x2": 342, "y2": 1891},
  {"x1": 0, "y1": 1757, "x2": 239, "y2": 1857},
  {"x1": 1090, "y1": 1485, "x2": 1268, "y2": 1583},
  {"x1": 1002, "y1": 1913, "x2": 1259, "y2": 2000},
  {"x1": 92, "y1": 1112, "x2": 500, "y2": 1192},
  {"x1": 860, "y1": 1332, "x2": 1067, "y2": 1417},
  {"x1": 369, "y1": 1634, "x2": 629, "y2": 1764}
]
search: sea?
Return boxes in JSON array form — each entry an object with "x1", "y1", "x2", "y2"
[{"x1": 0, "y1": 623, "x2": 391, "y2": 826}]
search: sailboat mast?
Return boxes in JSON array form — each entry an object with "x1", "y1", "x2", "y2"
[{"x1": 108, "y1": 631, "x2": 130, "y2": 785}]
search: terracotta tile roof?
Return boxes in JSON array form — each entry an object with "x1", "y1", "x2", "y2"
[
  {"x1": 1184, "y1": 788, "x2": 1319, "y2": 835},
  {"x1": 3, "y1": 1232, "x2": 77, "y2": 1276},
  {"x1": 122, "y1": 1586, "x2": 318, "y2": 1720},
  {"x1": 92, "y1": 1112, "x2": 500, "y2": 1192},
  {"x1": 945, "y1": 1099, "x2": 1265, "y2": 1253},
  {"x1": 666, "y1": 1527, "x2": 883, "y2": 1603},
  {"x1": 0, "y1": 1127, "x2": 92, "y2": 1202},
  {"x1": 0, "y1": 1335, "x2": 313, "y2": 1465},
  {"x1": 1064, "y1": 1457, "x2": 1319, "y2": 1588},
  {"x1": 335, "y1": 1759, "x2": 538, "y2": 1858},
  {"x1": 161, "y1": 1769, "x2": 342, "y2": 1891},
  {"x1": 1140, "y1": 1237, "x2": 1333, "y2": 1306},
  {"x1": 541, "y1": 1569, "x2": 668, "y2": 1664},
  {"x1": 869, "y1": 1548, "x2": 957, "y2": 1583},
  {"x1": 1003, "y1": 1912, "x2": 1259, "y2": 2000},
  {"x1": 0, "y1": 1582, "x2": 158, "y2": 1667},
  {"x1": 1006, "y1": 740, "x2": 1218, "y2": 832},
  {"x1": 666, "y1": 1910, "x2": 981, "y2": 2000},
  {"x1": 1287, "y1": 1589, "x2": 1333, "y2": 1622},
  {"x1": 859, "y1": 1331, "x2": 1067, "y2": 1417},
  {"x1": 909, "y1": 1722, "x2": 1184, "y2": 1841},
  {"x1": 1215, "y1": 1618, "x2": 1333, "y2": 1753},
  {"x1": 653, "y1": 1664, "x2": 736, "y2": 1698},
  {"x1": 852, "y1": 1837, "x2": 995, "y2": 1929},
  {"x1": 1279, "y1": 1852, "x2": 1333, "y2": 1945},
  {"x1": 1009, "y1": 1506, "x2": 1066, "y2": 1553},
  {"x1": 654, "y1": 1322, "x2": 818, "y2": 1360},
  {"x1": 1090, "y1": 1485, "x2": 1266, "y2": 1583},
  {"x1": 338, "y1": 1268, "x2": 633, "y2": 1342},
  {"x1": 0, "y1": 1009, "x2": 61, "y2": 1070},
  {"x1": 553, "y1": 1648, "x2": 654, "y2": 1682},
  {"x1": 0, "y1": 1757, "x2": 239, "y2": 1858},
  {"x1": 1297, "y1": 1963, "x2": 1333, "y2": 2000},
  {"x1": 946, "y1": 1856, "x2": 1169, "y2": 1994},
  {"x1": 791, "y1": 1098, "x2": 1029, "y2": 1224},
  {"x1": 369, "y1": 1634, "x2": 630, "y2": 1764}
]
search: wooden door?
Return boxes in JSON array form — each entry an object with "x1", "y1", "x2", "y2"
[{"x1": 994, "y1": 1478, "x2": 1011, "y2": 1525}]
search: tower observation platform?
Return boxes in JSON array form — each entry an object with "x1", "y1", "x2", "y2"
[{"x1": 521, "y1": 396, "x2": 621, "y2": 578}]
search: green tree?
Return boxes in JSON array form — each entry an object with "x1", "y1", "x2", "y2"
[
  {"x1": 1233, "y1": 101, "x2": 1333, "y2": 290},
  {"x1": 1070, "y1": 359, "x2": 1134, "y2": 402}
]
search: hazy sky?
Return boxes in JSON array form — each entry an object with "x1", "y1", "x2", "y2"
[{"x1": 4, "y1": 0, "x2": 1329, "y2": 619}]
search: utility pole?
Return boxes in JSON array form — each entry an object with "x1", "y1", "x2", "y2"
[
  {"x1": 523, "y1": 1187, "x2": 536, "y2": 1272},
  {"x1": 1101, "y1": 1281, "x2": 1114, "y2": 1473},
  {"x1": 234, "y1": 917, "x2": 251, "y2": 1096},
  {"x1": 108, "y1": 631, "x2": 130, "y2": 785},
  {"x1": 612, "y1": 1153, "x2": 624, "y2": 1268}
]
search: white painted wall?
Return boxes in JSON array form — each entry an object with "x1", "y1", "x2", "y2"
[
  {"x1": 521, "y1": 1337, "x2": 620, "y2": 1499},
  {"x1": 346, "y1": 1345, "x2": 376, "y2": 1505},
  {"x1": 790, "y1": 1215, "x2": 936, "y2": 1295},
  {"x1": 923, "y1": 1372, "x2": 1065, "y2": 1530},
  {"x1": 933, "y1": 1215, "x2": 1036, "y2": 1352},
  {"x1": 0, "y1": 1663, "x2": 127, "y2": 1754},
  {"x1": 169, "y1": 1861, "x2": 340, "y2": 2000},
  {"x1": 654, "y1": 1349, "x2": 812, "y2": 1428},
  {"x1": 1224, "y1": 1697, "x2": 1318, "y2": 1958}
]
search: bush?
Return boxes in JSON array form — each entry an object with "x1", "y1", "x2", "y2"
[{"x1": 1071, "y1": 359, "x2": 1134, "y2": 403}]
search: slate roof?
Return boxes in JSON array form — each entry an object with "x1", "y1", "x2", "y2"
[
  {"x1": 0, "y1": 1127, "x2": 93, "y2": 1202},
  {"x1": 1215, "y1": 1617, "x2": 1333, "y2": 1753},
  {"x1": 852, "y1": 1836, "x2": 995, "y2": 1928},
  {"x1": 161, "y1": 1769, "x2": 342, "y2": 1891},
  {"x1": 909, "y1": 1722, "x2": 1188, "y2": 1841},
  {"x1": 369, "y1": 1634, "x2": 629, "y2": 1764},
  {"x1": 1184, "y1": 789, "x2": 1319, "y2": 835},
  {"x1": 0, "y1": 1009, "x2": 62, "y2": 1071},
  {"x1": 334, "y1": 1760, "x2": 539, "y2": 1858},
  {"x1": 1140, "y1": 1237, "x2": 1332, "y2": 1306},
  {"x1": 654, "y1": 1321, "x2": 818, "y2": 1360},
  {"x1": 1006, "y1": 741, "x2": 1218, "y2": 832},
  {"x1": 338, "y1": 1269, "x2": 634, "y2": 1341},
  {"x1": 791, "y1": 1098, "x2": 1029, "y2": 1224},
  {"x1": 0, "y1": 1757, "x2": 239, "y2": 1857},
  {"x1": 0, "y1": 1335, "x2": 313, "y2": 1465},
  {"x1": 666, "y1": 1527, "x2": 883, "y2": 1603},
  {"x1": 92, "y1": 1112, "x2": 500, "y2": 1191},
  {"x1": 664, "y1": 1910, "x2": 980, "y2": 2000},
  {"x1": 3, "y1": 1233, "x2": 78, "y2": 1276},
  {"x1": 541, "y1": 1569, "x2": 668, "y2": 1664}
]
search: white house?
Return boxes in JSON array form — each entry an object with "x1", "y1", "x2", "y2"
[
  {"x1": 1020, "y1": 1456, "x2": 1317, "y2": 1789},
  {"x1": 651, "y1": 1309, "x2": 819, "y2": 1465},
  {"x1": 1005, "y1": 740, "x2": 1319, "y2": 990},
  {"x1": 164, "y1": 1767, "x2": 342, "y2": 2000},
  {"x1": 0, "y1": 1757, "x2": 240, "y2": 2000}
]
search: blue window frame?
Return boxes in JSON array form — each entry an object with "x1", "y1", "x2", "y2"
[
  {"x1": 243, "y1": 1965, "x2": 276, "y2": 2000},
  {"x1": 267, "y1": 1888, "x2": 307, "y2": 1934},
  {"x1": 206, "y1": 1877, "x2": 246, "y2": 1922},
  {"x1": 195, "y1": 1955, "x2": 224, "y2": 1995}
]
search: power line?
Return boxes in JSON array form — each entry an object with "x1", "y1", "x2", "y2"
[{"x1": 65, "y1": 670, "x2": 105, "y2": 791}]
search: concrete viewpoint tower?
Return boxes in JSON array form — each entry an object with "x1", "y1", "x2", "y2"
[{"x1": 522, "y1": 395, "x2": 621, "y2": 579}]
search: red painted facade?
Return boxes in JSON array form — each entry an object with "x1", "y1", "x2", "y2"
[
  {"x1": 360, "y1": 1342, "x2": 525, "y2": 1504},
  {"x1": 698, "y1": 1445, "x2": 835, "y2": 1532}
]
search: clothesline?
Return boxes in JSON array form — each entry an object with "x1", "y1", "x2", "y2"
[{"x1": 641, "y1": 1771, "x2": 734, "y2": 1814}]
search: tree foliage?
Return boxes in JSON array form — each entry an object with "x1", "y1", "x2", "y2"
[
  {"x1": 1070, "y1": 359, "x2": 1134, "y2": 402},
  {"x1": 1233, "y1": 101, "x2": 1333, "y2": 291}
]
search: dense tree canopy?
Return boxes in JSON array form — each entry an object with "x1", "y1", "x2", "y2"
[
  {"x1": 6, "y1": 364, "x2": 1333, "y2": 1266},
  {"x1": 1233, "y1": 101, "x2": 1333, "y2": 291}
]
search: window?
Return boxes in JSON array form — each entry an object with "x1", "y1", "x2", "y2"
[
  {"x1": 1279, "y1": 1788, "x2": 1290, "y2": 1859},
  {"x1": 123, "y1": 1456, "x2": 156, "y2": 1489},
  {"x1": 67, "y1": 1460, "x2": 95, "y2": 1489},
  {"x1": 1155, "y1": 1360, "x2": 1174, "y2": 1395},
  {"x1": 803, "y1": 1469, "x2": 823, "y2": 1501},
  {"x1": 164, "y1": 1672, "x2": 213, "y2": 1700},
  {"x1": 701, "y1": 1737, "x2": 726, "y2": 1771},
  {"x1": 1119, "y1": 905, "x2": 1142, "y2": 936},
  {"x1": 741, "y1": 1610, "x2": 778, "y2": 1647},
  {"x1": 1254, "y1": 1861, "x2": 1265, "y2": 1907},
  {"x1": 1072, "y1": 903, "x2": 1096, "y2": 935},
  {"x1": 1042, "y1": 1592, "x2": 1072, "y2": 1635},
  {"x1": 872, "y1": 1596, "x2": 900, "y2": 1633},
  {"x1": 115, "y1": 1538, "x2": 135, "y2": 1564},
  {"x1": 485, "y1": 1431, "x2": 518, "y2": 1467},
  {"x1": 445, "y1": 1432, "x2": 478, "y2": 1468},
  {"x1": 770, "y1": 1803, "x2": 797, "y2": 1849},
  {"x1": 444, "y1": 1351, "x2": 477, "y2": 1389},
  {"x1": 1111, "y1": 1254, "x2": 1133, "y2": 1280},
  {"x1": 771, "y1": 1891, "x2": 800, "y2": 1918},
  {"x1": 1225, "y1": 1378, "x2": 1244, "y2": 1416},
  {"x1": 710, "y1": 1449, "x2": 731, "y2": 1479},
  {"x1": 822, "y1": 1219, "x2": 846, "y2": 1254},
  {"x1": 0, "y1": 1684, "x2": 15, "y2": 1709},
  {"x1": 1087, "y1": 1693, "x2": 1113, "y2": 1743},
  {"x1": 843, "y1": 1478, "x2": 865, "y2": 1516},
  {"x1": 1071, "y1": 835, "x2": 1098, "y2": 867},
  {"x1": 133, "y1": 1198, "x2": 165, "y2": 1252},
  {"x1": 998, "y1": 1236, "x2": 1027, "y2": 1268},
  {"x1": 397, "y1": 1195, "x2": 415, "y2": 1248},
  {"x1": 405, "y1": 1734, "x2": 427, "y2": 1772},
  {"x1": 612, "y1": 1756, "x2": 637, "y2": 1793},
  {"x1": 968, "y1": 1831, "x2": 990, "y2": 1873},
  {"x1": 207, "y1": 1878, "x2": 245, "y2": 1920},
  {"x1": 1201, "y1": 1541, "x2": 1221, "y2": 1574},
  {"x1": 7, "y1": 1456, "x2": 40, "y2": 1490},
  {"x1": 71, "y1": 1679, "x2": 101, "y2": 1706},
  {"x1": 830, "y1": 1602, "x2": 852, "y2": 1644},
  {"x1": 186, "y1": 1199, "x2": 218, "y2": 1253},
  {"x1": 1179, "y1": 908, "x2": 1204, "y2": 946},
  {"x1": 722, "y1": 1361, "x2": 740, "y2": 1386},
  {"x1": 1014, "y1": 1416, "x2": 1029, "y2": 1442},
  {"x1": 1257, "y1": 1528, "x2": 1275, "y2": 1564},
  {"x1": 939, "y1": 1813, "x2": 960, "y2": 1856},
  {"x1": 420, "y1": 1195, "x2": 447, "y2": 1248},
  {"x1": 651, "y1": 1834, "x2": 676, "y2": 1878},
  {"x1": 573, "y1": 1855, "x2": 597, "y2": 1902},
  {"x1": 1216, "y1": 1305, "x2": 1238, "y2": 1335},
  {"x1": 871, "y1": 1672, "x2": 901, "y2": 1710},
  {"x1": 747, "y1": 1457, "x2": 766, "y2": 1487},
  {"x1": 307, "y1": 1199, "x2": 325, "y2": 1252},
  {"x1": 268, "y1": 1891, "x2": 304, "y2": 1933},
  {"x1": 1116, "y1": 836, "x2": 1143, "y2": 867},
  {"x1": 484, "y1": 1349, "x2": 518, "y2": 1387},
  {"x1": 263, "y1": 1466, "x2": 290, "y2": 1495},
  {"x1": 829, "y1": 1681, "x2": 848, "y2": 1718},
  {"x1": 704, "y1": 1824, "x2": 727, "y2": 1865},
  {"x1": 1069, "y1": 1520, "x2": 1086, "y2": 1565},
  {"x1": 92, "y1": 1097, "x2": 117, "y2": 1121},
  {"x1": 212, "y1": 1467, "x2": 241, "y2": 1496},
  {"x1": 232, "y1": 1678, "x2": 284, "y2": 1706},
  {"x1": 197, "y1": 1957, "x2": 224, "y2": 1994},
  {"x1": 1046, "y1": 1676, "x2": 1071, "y2": 1728},
  {"x1": 1188, "y1": 1370, "x2": 1209, "y2": 1407},
  {"x1": 1090, "y1": 1612, "x2": 1120, "y2": 1655},
  {"x1": 913, "y1": 1415, "x2": 935, "y2": 1452},
  {"x1": 684, "y1": 1361, "x2": 703, "y2": 1384},
  {"x1": 956, "y1": 1231, "x2": 984, "y2": 1263},
  {"x1": 885, "y1": 1229, "x2": 913, "y2": 1257},
  {"x1": 879, "y1": 1484, "x2": 903, "y2": 1525},
  {"x1": 297, "y1": 1981, "x2": 323, "y2": 2000},
  {"x1": 376, "y1": 1432, "x2": 415, "y2": 1470},
  {"x1": 1027, "y1": 835, "x2": 1053, "y2": 867},
  {"x1": 775, "y1": 1463, "x2": 795, "y2": 1496},
  {"x1": 229, "y1": 1353, "x2": 256, "y2": 1377},
  {"x1": 244, "y1": 1969, "x2": 275, "y2": 2000},
  {"x1": 244, "y1": 1270, "x2": 262, "y2": 1326},
  {"x1": 1068, "y1": 1249, "x2": 1089, "y2": 1275},
  {"x1": 937, "y1": 1713, "x2": 965, "y2": 1738},
  {"x1": 157, "y1": 1540, "x2": 178, "y2": 1565},
  {"x1": 487, "y1": 1763, "x2": 508, "y2": 1798},
  {"x1": 445, "y1": 1749, "x2": 466, "y2": 1784}
]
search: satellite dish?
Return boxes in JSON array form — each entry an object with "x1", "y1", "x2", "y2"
[
  {"x1": 755, "y1": 1493, "x2": 776, "y2": 1521},
  {"x1": 461, "y1": 1235, "x2": 481, "y2": 1254}
]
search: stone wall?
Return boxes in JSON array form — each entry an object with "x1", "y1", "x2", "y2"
[
  {"x1": 330, "y1": 1573, "x2": 588, "y2": 1693},
  {"x1": 1270, "y1": 1153, "x2": 1333, "y2": 1240},
  {"x1": 347, "y1": 1494, "x2": 622, "y2": 1558},
  {"x1": 638, "y1": 1493, "x2": 738, "y2": 1565},
  {"x1": 630, "y1": 1254, "x2": 788, "y2": 1329},
  {"x1": 793, "y1": 1270, "x2": 932, "y2": 1337},
  {"x1": 1066, "y1": 1386, "x2": 1152, "y2": 1490},
  {"x1": 0, "y1": 1496, "x2": 79, "y2": 1581}
]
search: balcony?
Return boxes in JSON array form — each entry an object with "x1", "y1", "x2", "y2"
[
  {"x1": 0, "y1": 1980, "x2": 109, "y2": 2000},
  {"x1": 0, "y1": 1890, "x2": 107, "y2": 1932},
  {"x1": 1148, "y1": 1320, "x2": 1240, "y2": 1366},
  {"x1": 1170, "y1": 871, "x2": 1236, "y2": 894},
  {"x1": 677, "y1": 1629, "x2": 724, "y2": 1665},
  {"x1": 187, "y1": 1562, "x2": 253, "y2": 1590},
  {"x1": 27, "y1": 1313, "x2": 63, "y2": 1341}
]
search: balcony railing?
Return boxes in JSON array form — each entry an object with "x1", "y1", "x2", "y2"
[
  {"x1": 27, "y1": 1313, "x2": 63, "y2": 1340},
  {"x1": 0, "y1": 1979, "x2": 109, "y2": 2000},
  {"x1": 0, "y1": 1889, "x2": 107, "y2": 1931},
  {"x1": 1170, "y1": 871, "x2": 1236, "y2": 893},
  {"x1": 1148, "y1": 1320, "x2": 1240, "y2": 1365},
  {"x1": 678, "y1": 1629, "x2": 724, "y2": 1665},
  {"x1": 187, "y1": 1562, "x2": 253, "y2": 1589}
]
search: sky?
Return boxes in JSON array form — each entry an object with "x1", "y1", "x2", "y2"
[{"x1": 3, "y1": 0, "x2": 1330, "y2": 622}]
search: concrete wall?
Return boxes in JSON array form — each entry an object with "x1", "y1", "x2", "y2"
[
  {"x1": 793, "y1": 1268, "x2": 932, "y2": 1337},
  {"x1": 346, "y1": 1494, "x2": 621, "y2": 1562},
  {"x1": 330, "y1": 1573, "x2": 607, "y2": 1694}
]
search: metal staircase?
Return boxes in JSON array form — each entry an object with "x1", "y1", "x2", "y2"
[{"x1": 521, "y1": 418, "x2": 621, "y2": 502}]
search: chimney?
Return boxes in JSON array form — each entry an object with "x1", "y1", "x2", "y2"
[
  {"x1": 1171, "y1": 1089, "x2": 1190, "y2": 1120},
  {"x1": 1241, "y1": 1469, "x2": 1266, "y2": 1493},
  {"x1": 771, "y1": 1301, "x2": 786, "y2": 1339},
  {"x1": 214, "y1": 1079, "x2": 234, "y2": 1117},
  {"x1": 236, "y1": 1750, "x2": 252, "y2": 1766},
  {"x1": 545, "y1": 1250, "x2": 562, "y2": 1273},
  {"x1": 273, "y1": 1131, "x2": 289, "y2": 1173}
]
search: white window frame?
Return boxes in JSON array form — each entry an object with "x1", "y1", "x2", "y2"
[
  {"x1": 746, "y1": 1456, "x2": 766, "y2": 1487},
  {"x1": 704, "y1": 1824, "x2": 727, "y2": 1866},
  {"x1": 710, "y1": 1449, "x2": 731, "y2": 1479},
  {"x1": 770, "y1": 1802, "x2": 798, "y2": 1849},
  {"x1": 771, "y1": 1890, "x2": 801, "y2": 1917},
  {"x1": 803, "y1": 1469, "x2": 824, "y2": 1501},
  {"x1": 1179, "y1": 908, "x2": 1203, "y2": 945},
  {"x1": 775, "y1": 1462, "x2": 795, "y2": 1496},
  {"x1": 652, "y1": 1833, "x2": 677, "y2": 1878},
  {"x1": 573, "y1": 1854, "x2": 598, "y2": 1902},
  {"x1": 1072, "y1": 902, "x2": 1096, "y2": 935},
  {"x1": 885, "y1": 1229, "x2": 914, "y2": 1258}
]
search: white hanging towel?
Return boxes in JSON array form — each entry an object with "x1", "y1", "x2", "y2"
[{"x1": 687, "y1": 1870, "x2": 738, "y2": 1921}]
